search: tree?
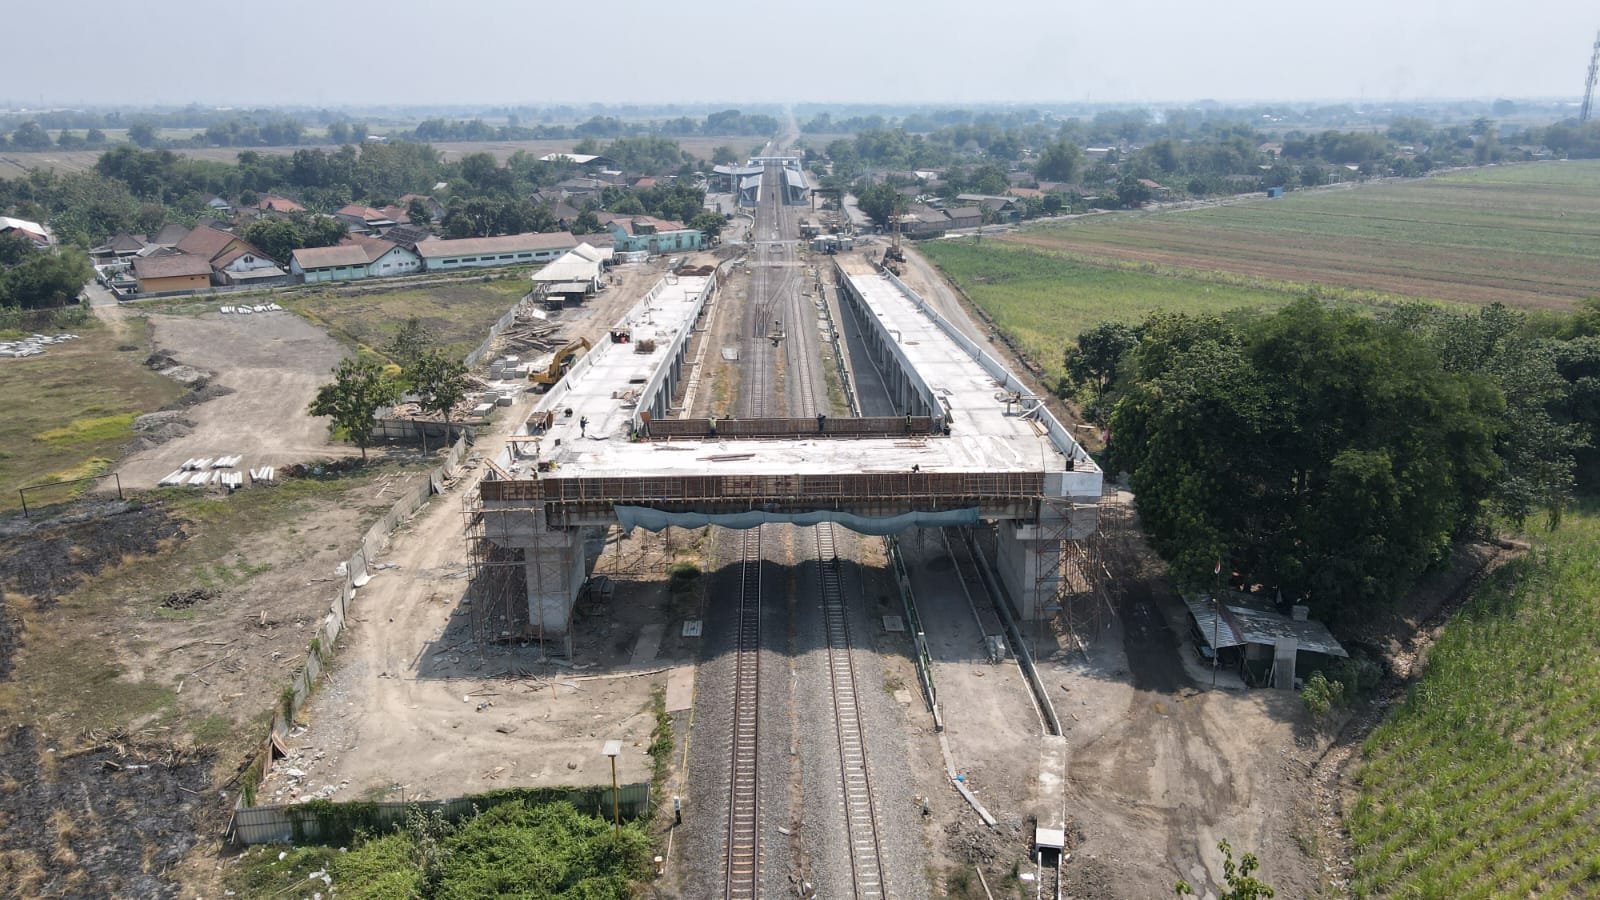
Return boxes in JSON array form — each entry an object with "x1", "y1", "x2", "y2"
[
  {"x1": 1115, "y1": 174, "x2": 1152, "y2": 208},
  {"x1": 308, "y1": 357, "x2": 401, "y2": 462},
  {"x1": 240, "y1": 218, "x2": 302, "y2": 264},
  {"x1": 607, "y1": 193, "x2": 646, "y2": 216},
  {"x1": 854, "y1": 181, "x2": 903, "y2": 230},
  {"x1": 1064, "y1": 321, "x2": 1139, "y2": 415},
  {"x1": 10, "y1": 122, "x2": 52, "y2": 151},
  {"x1": 711, "y1": 145, "x2": 739, "y2": 166},
  {"x1": 383, "y1": 317, "x2": 436, "y2": 369},
  {"x1": 127, "y1": 122, "x2": 159, "y2": 148},
  {"x1": 0, "y1": 248, "x2": 93, "y2": 309},
  {"x1": 1108, "y1": 301, "x2": 1503, "y2": 622},
  {"x1": 1175, "y1": 840, "x2": 1275, "y2": 899},
  {"x1": 1389, "y1": 302, "x2": 1585, "y2": 526},
  {"x1": 407, "y1": 349, "x2": 471, "y2": 446},
  {"x1": 0, "y1": 232, "x2": 34, "y2": 267},
  {"x1": 688, "y1": 210, "x2": 725, "y2": 240},
  {"x1": 1030, "y1": 136, "x2": 1081, "y2": 182},
  {"x1": 406, "y1": 197, "x2": 432, "y2": 224}
]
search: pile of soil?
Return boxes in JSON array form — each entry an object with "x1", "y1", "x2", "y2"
[
  {"x1": 144, "y1": 351, "x2": 210, "y2": 386},
  {"x1": 159, "y1": 588, "x2": 219, "y2": 610},
  {"x1": 130, "y1": 410, "x2": 196, "y2": 451},
  {"x1": 0, "y1": 502, "x2": 185, "y2": 606},
  {"x1": 0, "y1": 725, "x2": 215, "y2": 899},
  {"x1": 282, "y1": 458, "x2": 364, "y2": 478}
]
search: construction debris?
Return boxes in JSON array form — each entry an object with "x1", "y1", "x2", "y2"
[
  {"x1": 0, "y1": 333, "x2": 78, "y2": 359},
  {"x1": 157, "y1": 456, "x2": 272, "y2": 489},
  {"x1": 160, "y1": 588, "x2": 220, "y2": 609},
  {"x1": 218, "y1": 303, "x2": 283, "y2": 314}
]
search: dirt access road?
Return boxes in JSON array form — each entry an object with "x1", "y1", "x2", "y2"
[
  {"x1": 115, "y1": 308, "x2": 352, "y2": 489},
  {"x1": 1047, "y1": 519, "x2": 1329, "y2": 899}
]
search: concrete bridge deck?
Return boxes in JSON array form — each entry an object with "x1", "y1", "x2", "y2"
[{"x1": 473, "y1": 251, "x2": 1101, "y2": 638}]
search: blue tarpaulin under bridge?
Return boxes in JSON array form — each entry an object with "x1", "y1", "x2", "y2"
[{"x1": 613, "y1": 505, "x2": 981, "y2": 535}]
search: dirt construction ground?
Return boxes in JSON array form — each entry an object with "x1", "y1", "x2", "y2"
[
  {"x1": 114, "y1": 309, "x2": 352, "y2": 489},
  {"x1": 258, "y1": 261, "x2": 710, "y2": 806}
]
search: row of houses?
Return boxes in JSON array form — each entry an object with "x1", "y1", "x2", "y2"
[
  {"x1": 85, "y1": 169, "x2": 713, "y2": 295},
  {"x1": 112, "y1": 223, "x2": 287, "y2": 293},
  {"x1": 289, "y1": 211, "x2": 708, "y2": 286},
  {"x1": 290, "y1": 231, "x2": 577, "y2": 283},
  {"x1": 896, "y1": 205, "x2": 986, "y2": 239}
]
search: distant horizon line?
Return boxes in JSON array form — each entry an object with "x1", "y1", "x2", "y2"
[{"x1": 0, "y1": 95, "x2": 1586, "y2": 114}]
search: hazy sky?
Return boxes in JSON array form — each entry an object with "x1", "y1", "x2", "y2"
[{"x1": 8, "y1": 0, "x2": 1599, "y2": 108}]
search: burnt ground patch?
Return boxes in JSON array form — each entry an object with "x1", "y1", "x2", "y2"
[
  {"x1": 0, "y1": 725, "x2": 216, "y2": 899},
  {"x1": 0, "y1": 588, "x2": 15, "y2": 682},
  {"x1": 0, "y1": 501, "x2": 185, "y2": 607}
]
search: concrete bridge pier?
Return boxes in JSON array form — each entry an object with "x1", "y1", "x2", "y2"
[
  {"x1": 483, "y1": 503, "x2": 589, "y2": 641},
  {"x1": 522, "y1": 524, "x2": 588, "y2": 639},
  {"x1": 996, "y1": 517, "x2": 1059, "y2": 622},
  {"x1": 994, "y1": 497, "x2": 1096, "y2": 622}
]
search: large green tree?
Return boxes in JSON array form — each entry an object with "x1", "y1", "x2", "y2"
[
  {"x1": 1064, "y1": 320, "x2": 1139, "y2": 416},
  {"x1": 1388, "y1": 302, "x2": 1586, "y2": 526},
  {"x1": 853, "y1": 181, "x2": 903, "y2": 230},
  {"x1": 0, "y1": 247, "x2": 93, "y2": 309},
  {"x1": 1109, "y1": 301, "x2": 1503, "y2": 621},
  {"x1": 308, "y1": 357, "x2": 402, "y2": 462},
  {"x1": 1034, "y1": 138, "x2": 1084, "y2": 183}
]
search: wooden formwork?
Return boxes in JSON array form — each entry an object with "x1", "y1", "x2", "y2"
[{"x1": 481, "y1": 470, "x2": 1045, "y2": 506}]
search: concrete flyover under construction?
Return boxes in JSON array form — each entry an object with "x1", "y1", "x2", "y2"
[{"x1": 466, "y1": 254, "x2": 1102, "y2": 642}]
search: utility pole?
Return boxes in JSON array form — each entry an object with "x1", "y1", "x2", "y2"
[
  {"x1": 602, "y1": 740, "x2": 622, "y2": 839},
  {"x1": 1582, "y1": 29, "x2": 1600, "y2": 124},
  {"x1": 1211, "y1": 559, "x2": 1223, "y2": 690}
]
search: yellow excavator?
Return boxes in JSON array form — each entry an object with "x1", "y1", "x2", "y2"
[{"x1": 529, "y1": 337, "x2": 592, "y2": 390}]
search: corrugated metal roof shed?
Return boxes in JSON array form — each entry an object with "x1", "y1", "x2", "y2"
[{"x1": 1183, "y1": 596, "x2": 1347, "y2": 658}]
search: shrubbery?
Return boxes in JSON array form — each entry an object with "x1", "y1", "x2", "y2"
[{"x1": 318, "y1": 800, "x2": 650, "y2": 900}]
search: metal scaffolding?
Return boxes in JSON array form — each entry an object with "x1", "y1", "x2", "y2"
[
  {"x1": 462, "y1": 491, "x2": 535, "y2": 652},
  {"x1": 1048, "y1": 485, "x2": 1126, "y2": 655}
]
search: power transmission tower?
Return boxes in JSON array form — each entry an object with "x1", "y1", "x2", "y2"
[{"x1": 1582, "y1": 29, "x2": 1600, "y2": 123}]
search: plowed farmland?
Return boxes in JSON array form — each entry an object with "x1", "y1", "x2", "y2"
[{"x1": 1005, "y1": 162, "x2": 1600, "y2": 310}]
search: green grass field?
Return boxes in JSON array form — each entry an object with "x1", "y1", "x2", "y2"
[
  {"x1": 0, "y1": 320, "x2": 185, "y2": 511},
  {"x1": 1005, "y1": 161, "x2": 1600, "y2": 310},
  {"x1": 1347, "y1": 505, "x2": 1600, "y2": 897},
  {"x1": 919, "y1": 239, "x2": 1294, "y2": 383},
  {"x1": 284, "y1": 276, "x2": 530, "y2": 362}
]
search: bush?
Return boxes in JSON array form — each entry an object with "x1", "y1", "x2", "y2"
[
  {"x1": 330, "y1": 832, "x2": 426, "y2": 900},
  {"x1": 1302, "y1": 671, "x2": 1346, "y2": 718},
  {"x1": 433, "y1": 801, "x2": 650, "y2": 900}
]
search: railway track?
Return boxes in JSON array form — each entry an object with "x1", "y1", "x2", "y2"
[
  {"x1": 815, "y1": 523, "x2": 889, "y2": 898},
  {"x1": 1035, "y1": 849, "x2": 1063, "y2": 900},
  {"x1": 724, "y1": 526, "x2": 763, "y2": 900},
  {"x1": 743, "y1": 164, "x2": 795, "y2": 418}
]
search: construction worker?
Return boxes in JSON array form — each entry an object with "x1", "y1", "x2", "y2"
[{"x1": 579, "y1": 415, "x2": 589, "y2": 437}]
